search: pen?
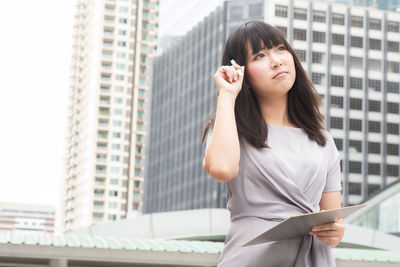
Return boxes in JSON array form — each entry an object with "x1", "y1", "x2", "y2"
[{"x1": 230, "y1": 59, "x2": 243, "y2": 76}]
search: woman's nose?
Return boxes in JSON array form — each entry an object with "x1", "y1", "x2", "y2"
[{"x1": 270, "y1": 53, "x2": 283, "y2": 68}]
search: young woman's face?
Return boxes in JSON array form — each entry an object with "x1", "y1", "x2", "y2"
[{"x1": 245, "y1": 42, "x2": 296, "y2": 100}]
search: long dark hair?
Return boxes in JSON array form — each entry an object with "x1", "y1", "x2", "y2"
[{"x1": 201, "y1": 21, "x2": 326, "y2": 148}]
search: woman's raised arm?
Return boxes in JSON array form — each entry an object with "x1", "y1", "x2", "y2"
[{"x1": 203, "y1": 63, "x2": 245, "y2": 182}]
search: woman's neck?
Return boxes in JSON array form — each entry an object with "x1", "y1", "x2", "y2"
[{"x1": 258, "y1": 96, "x2": 295, "y2": 127}]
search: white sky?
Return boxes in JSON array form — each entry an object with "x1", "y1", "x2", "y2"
[{"x1": 0, "y1": 1, "x2": 75, "y2": 206}]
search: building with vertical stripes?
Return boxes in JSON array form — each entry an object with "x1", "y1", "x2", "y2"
[
  {"x1": 62, "y1": 0, "x2": 159, "y2": 232},
  {"x1": 144, "y1": 0, "x2": 400, "y2": 213}
]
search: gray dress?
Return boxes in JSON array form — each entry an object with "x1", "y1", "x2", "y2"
[{"x1": 207, "y1": 125, "x2": 342, "y2": 267}]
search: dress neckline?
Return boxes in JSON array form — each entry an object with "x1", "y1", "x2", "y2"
[{"x1": 267, "y1": 124, "x2": 302, "y2": 130}]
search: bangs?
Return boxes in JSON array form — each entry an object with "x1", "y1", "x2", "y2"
[{"x1": 245, "y1": 22, "x2": 287, "y2": 56}]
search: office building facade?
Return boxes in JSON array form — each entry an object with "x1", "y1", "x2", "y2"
[
  {"x1": 0, "y1": 202, "x2": 54, "y2": 234},
  {"x1": 62, "y1": 0, "x2": 159, "y2": 232},
  {"x1": 145, "y1": 0, "x2": 400, "y2": 213}
]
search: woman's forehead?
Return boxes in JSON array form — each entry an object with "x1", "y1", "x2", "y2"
[{"x1": 245, "y1": 40, "x2": 282, "y2": 55}]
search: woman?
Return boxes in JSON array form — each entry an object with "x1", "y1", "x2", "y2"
[{"x1": 201, "y1": 21, "x2": 344, "y2": 266}]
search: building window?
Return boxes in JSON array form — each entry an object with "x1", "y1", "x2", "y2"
[
  {"x1": 387, "y1": 21, "x2": 399, "y2": 32},
  {"x1": 387, "y1": 144, "x2": 399, "y2": 156},
  {"x1": 387, "y1": 123, "x2": 399, "y2": 134},
  {"x1": 313, "y1": 10, "x2": 325, "y2": 23},
  {"x1": 334, "y1": 138, "x2": 343, "y2": 151},
  {"x1": 105, "y1": 5, "x2": 115, "y2": 12},
  {"x1": 388, "y1": 41, "x2": 399, "y2": 53},
  {"x1": 275, "y1": 5, "x2": 288, "y2": 17},
  {"x1": 112, "y1": 144, "x2": 121, "y2": 150},
  {"x1": 249, "y1": 3, "x2": 263, "y2": 17},
  {"x1": 103, "y1": 40, "x2": 113, "y2": 48},
  {"x1": 368, "y1": 184, "x2": 381, "y2": 196},
  {"x1": 369, "y1": 18, "x2": 381, "y2": 30},
  {"x1": 115, "y1": 75, "x2": 124, "y2": 81},
  {"x1": 117, "y1": 41, "x2": 126, "y2": 47},
  {"x1": 368, "y1": 59, "x2": 381, "y2": 71},
  {"x1": 230, "y1": 6, "x2": 242, "y2": 20},
  {"x1": 349, "y1": 161, "x2": 362, "y2": 174},
  {"x1": 350, "y1": 119, "x2": 362, "y2": 131},
  {"x1": 368, "y1": 79, "x2": 381, "y2": 92},
  {"x1": 111, "y1": 155, "x2": 120, "y2": 162},
  {"x1": 330, "y1": 96, "x2": 343, "y2": 108},
  {"x1": 350, "y1": 98, "x2": 362, "y2": 110},
  {"x1": 350, "y1": 77, "x2": 363, "y2": 89},
  {"x1": 369, "y1": 39, "x2": 381, "y2": 50},
  {"x1": 134, "y1": 180, "x2": 141, "y2": 188},
  {"x1": 368, "y1": 100, "x2": 381, "y2": 112},
  {"x1": 351, "y1": 36, "x2": 363, "y2": 48},
  {"x1": 368, "y1": 121, "x2": 381, "y2": 133},
  {"x1": 104, "y1": 28, "x2": 113, "y2": 36},
  {"x1": 330, "y1": 117, "x2": 343, "y2": 129},
  {"x1": 350, "y1": 57, "x2": 363, "y2": 69},
  {"x1": 93, "y1": 213, "x2": 104, "y2": 220},
  {"x1": 294, "y1": 8, "x2": 307, "y2": 20},
  {"x1": 294, "y1": 29, "x2": 307, "y2": 41},
  {"x1": 331, "y1": 54, "x2": 344, "y2": 66},
  {"x1": 294, "y1": 49, "x2": 306, "y2": 62},
  {"x1": 332, "y1": 33, "x2": 344, "y2": 46},
  {"x1": 276, "y1": 26, "x2": 287, "y2": 37},
  {"x1": 349, "y1": 140, "x2": 362, "y2": 152},
  {"x1": 119, "y1": 6, "x2": 128, "y2": 13},
  {"x1": 94, "y1": 189, "x2": 104, "y2": 197},
  {"x1": 96, "y1": 154, "x2": 107, "y2": 162},
  {"x1": 97, "y1": 142, "x2": 107, "y2": 150},
  {"x1": 98, "y1": 130, "x2": 108, "y2": 139},
  {"x1": 351, "y1": 16, "x2": 363, "y2": 28},
  {"x1": 312, "y1": 52, "x2": 324, "y2": 64},
  {"x1": 349, "y1": 182, "x2": 361, "y2": 195},
  {"x1": 387, "y1": 81, "x2": 399, "y2": 94},
  {"x1": 332, "y1": 13, "x2": 345, "y2": 25},
  {"x1": 134, "y1": 192, "x2": 141, "y2": 201},
  {"x1": 312, "y1": 73, "x2": 325, "y2": 85},
  {"x1": 110, "y1": 166, "x2": 120, "y2": 173},
  {"x1": 109, "y1": 190, "x2": 118, "y2": 197},
  {"x1": 387, "y1": 164, "x2": 399, "y2": 176},
  {"x1": 387, "y1": 61, "x2": 400, "y2": 73},
  {"x1": 387, "y1": 102, "x2": 399, "y2": 114},
  {"x1": 368, "y1": 142, "x2": 380, "y2": 154},
  {"x1": 119, "y1": 18, "x2": 127, "y2": 24},
  {"x1": 313, "y1": 31, "x2": 325, "y2": 43},
  {"x1": 331, "y1": 75, "x2": 344, "y2": 87}
]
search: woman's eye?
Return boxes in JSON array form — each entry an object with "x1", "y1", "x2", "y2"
[
  {"x1": 255, "y1": 53, "x2": 265, "y2": 59},
  {"x1": 277, "y1": 46, "x2": 285, "y2": 51}
]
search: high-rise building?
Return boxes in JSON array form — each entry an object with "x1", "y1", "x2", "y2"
[
  {"x1": 323, "y1": 0, "x2": 400, "y2": 12},
  {"x1": 144, "y1": 0, "x2": 400, "y2": 213},
  {"x1": 0, "y1": 202, "x2": 55, "y2": 234},
  {"x1": 62, "y1": 0, "x2": 159, "y2": 232}
]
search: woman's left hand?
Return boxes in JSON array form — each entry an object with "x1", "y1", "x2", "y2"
[{"x1": 309, "y1": 218, "x2": 345, "y2": 248}]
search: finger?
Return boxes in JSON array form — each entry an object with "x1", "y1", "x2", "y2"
[
  {"x1": 312, "y1": 224, "x2": 334, "y2": 232},
  {"x1": 220, "y1": 66, "x2": 234, "y2": 82},
  {"x1": 312, "y1": 221, "x2": 344, "y2": 232},
  {"x1": 312, "y1": 231, "x2": 339, "y2": 237}
]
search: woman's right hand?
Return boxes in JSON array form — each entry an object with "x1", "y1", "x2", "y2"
[{"x1": 213, "y1": 64, "x2": 245, "y2": 99}]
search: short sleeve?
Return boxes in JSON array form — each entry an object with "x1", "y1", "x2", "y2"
[{"x1": 323, "y1": 133, "x2": 342, "y2": 192}]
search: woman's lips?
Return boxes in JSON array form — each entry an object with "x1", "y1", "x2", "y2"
[{"x1": 273, "y1": 71, "x2": 288, "y2": 79}]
